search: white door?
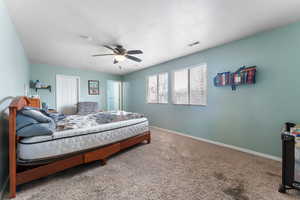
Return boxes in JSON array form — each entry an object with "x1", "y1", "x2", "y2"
[
  {"x1": 56, "y1": 75, "x2": 80, "y2": 114},
  {"x1": 107, "y1": 80, "x2": 122, "y2": 111}
]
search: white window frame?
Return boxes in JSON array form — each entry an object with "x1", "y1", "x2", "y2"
[
  {"x1": 146, "y1": 72, "x2": 168, "y2": 104},
  {"x1": 172, "y1": 64, "x2": 207, "y2": 106}
]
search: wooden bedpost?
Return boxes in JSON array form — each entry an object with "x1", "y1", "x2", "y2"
[
  {"x1": 146, "y1": 131, "x2": 151, "y2": 144},
  {"x1": 8, "y1": 97, "x2": 29, "y2": 198},
  {"x1": 8, "y1": 104, "x2": 17, "y2": 198}
]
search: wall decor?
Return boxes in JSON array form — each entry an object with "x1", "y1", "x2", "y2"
[
  {"x1": 213, "y1": 66, "x2": 257, "y2": 90},
  {"x1": 88, "y1": 80, "x2": 100, "y2": 95}
]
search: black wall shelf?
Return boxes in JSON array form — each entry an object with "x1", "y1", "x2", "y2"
[
  {"x1": 34, "y1": 86, "x2": 51, "y2": 92},
  {"x1": 213, "y1": 66, "x2": 257, "y2": 90},
  {"x1": 30, "y1": 80, "x2": 52, "y2": 92}
]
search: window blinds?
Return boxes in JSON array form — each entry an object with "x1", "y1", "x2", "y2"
[
  {"x1": 147, "y1": 73, "x2": 168, "y2": 103},
  {"x1": 158, "y1": 73, "x2": 168, "y2": 103},
  {"x1": 172, "y1": 64, "x2": 207, "y2": 105},
  {"x1": 173, "y1": 69, "x2": 189, "y2": 104},
  {"x1": 147, "y1": 75, "x2": 158, "y2": 103},
  {"x1": 190, "y1": 65, "x2": 207, "y2": 105}
]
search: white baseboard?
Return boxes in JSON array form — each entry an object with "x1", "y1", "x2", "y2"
[
  {"x1": 0, "y1": 177, "x2": 8, "y2": 200},
  {"x1": 150, "y1": 126, "x2": 281, "y2": 162}
]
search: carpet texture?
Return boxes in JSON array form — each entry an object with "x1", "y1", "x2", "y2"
[{"x1": 4, "y1": 128, "x2": 300, "y2": 200}]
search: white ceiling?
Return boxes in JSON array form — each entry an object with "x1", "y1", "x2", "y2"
[{"x1": 5, "y1": 0, "x2": 300, "y2": 75}]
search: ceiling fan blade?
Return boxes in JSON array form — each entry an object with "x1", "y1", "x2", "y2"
[
  {"x1": 92, "y1": 54, "x2": 115, "y2": 57},
  {"x1": 125, "y1": 55, "x2": 142, "y2": 62},
  {"x1": 115, "y1": 45, "x2": 126, "y2": 54},
  {"x1": 103, "y1": 45, "x2": 117, "y2": 53},
  {"x1": 113, "y1": 59, "x2": 118, "y2": 64},
  {"x1": 127, "y1": 50, "x2": 143, "y2": 55}
]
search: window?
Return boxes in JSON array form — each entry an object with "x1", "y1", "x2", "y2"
[
  {"x1": 147, "y1": 73, "x2": 168, "y2": 103},
  {"x1": 173, "y1": 69, "x2": 189, "y2": 104},
  {"x1": 172, "y1": 64, "x2": 207, "y2": 105},
  {"x1": 147, "y1": 75, "x2": 158, "y2": 103},
  {"x1": 190, "y1": 66, "x2": 207, "y2": 105},
  {"x1": 158, "y1": 73, "x2": 168, "y2": 103}
]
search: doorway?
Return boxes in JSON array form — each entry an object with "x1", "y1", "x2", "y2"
[
  {"x1": 56, "y1": 75, "x2": 80, "y2": 114},
  {"x1": 107, "y1": 80, "x2": 122, "y2": 111}
]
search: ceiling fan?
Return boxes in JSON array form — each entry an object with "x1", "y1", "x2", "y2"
[{"x1": 93, "y1": 45, "x2": 143, "y2": 64}]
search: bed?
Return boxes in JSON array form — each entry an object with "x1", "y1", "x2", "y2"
[{"x1": 8, "y1": 97, "x2": 151, "y2": 198}]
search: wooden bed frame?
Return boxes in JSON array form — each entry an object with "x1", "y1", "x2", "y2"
[{"x1": 8, "y1": 97, "x2": 151, "y2": 198}]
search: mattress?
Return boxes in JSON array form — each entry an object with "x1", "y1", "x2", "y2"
[{"x1": 17, "y1": 117, "x2": 149, "y2": 163}]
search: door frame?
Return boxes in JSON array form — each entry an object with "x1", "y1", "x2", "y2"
[{"x1": 55, "y1": 74, "x2": 80, "y2": 111}]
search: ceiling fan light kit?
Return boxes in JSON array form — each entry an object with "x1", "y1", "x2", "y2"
[{"x1": 115, "y1": 55, "x2": 126, "y2": 62}]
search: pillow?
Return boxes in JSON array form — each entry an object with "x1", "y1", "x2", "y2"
[
  {"x1": 48, "y1": 117, "x2": 56, "y2": 130},
  {"x1": 16, "y1": 114, "x2": 38, "y2": 131},
  {"x1": 20, "y1": 109, "x2": 52, "y2": 123},
  {"x1": 22, "y1": 106, "x2": 39, "y2": 111},
  {"x1": 77, "y1": 102, "x2": 99, "y2": 115},
  {"x1": 17, "y1": 123, "x2": 54, "y2": 137}
]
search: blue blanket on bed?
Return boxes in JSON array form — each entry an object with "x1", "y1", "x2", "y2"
[{"x1": 16, "y1": 107, "x2": 65, "y2": 137}]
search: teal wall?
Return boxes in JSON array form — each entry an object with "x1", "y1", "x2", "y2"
[
  {"x1": 123, "y1": 22, "x2": 300, "y2": 157},
  {"x1": 30, "y1": 64, "x2": 122, "y2": 111},
  {"x1": 0, "y1": 0, "x2": 29, "y2": 195}
]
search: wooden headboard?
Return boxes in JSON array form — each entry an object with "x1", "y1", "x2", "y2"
[
  {"x1": 8, "y1": 96, "x2": 30, "y2": 198},
  {"x1": 9, "y1": 96, "x2": 30, "y2": 112},
  {"x1": 9, "y1": 96, "x2": 30, "y2": 138},
  {"x1": 9, "y1": 96, "x2": 30, "y2": 139}
]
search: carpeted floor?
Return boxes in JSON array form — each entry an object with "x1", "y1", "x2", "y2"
[{"x1": 4, "y1": 128, "x2": 300, "y2": 200}]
